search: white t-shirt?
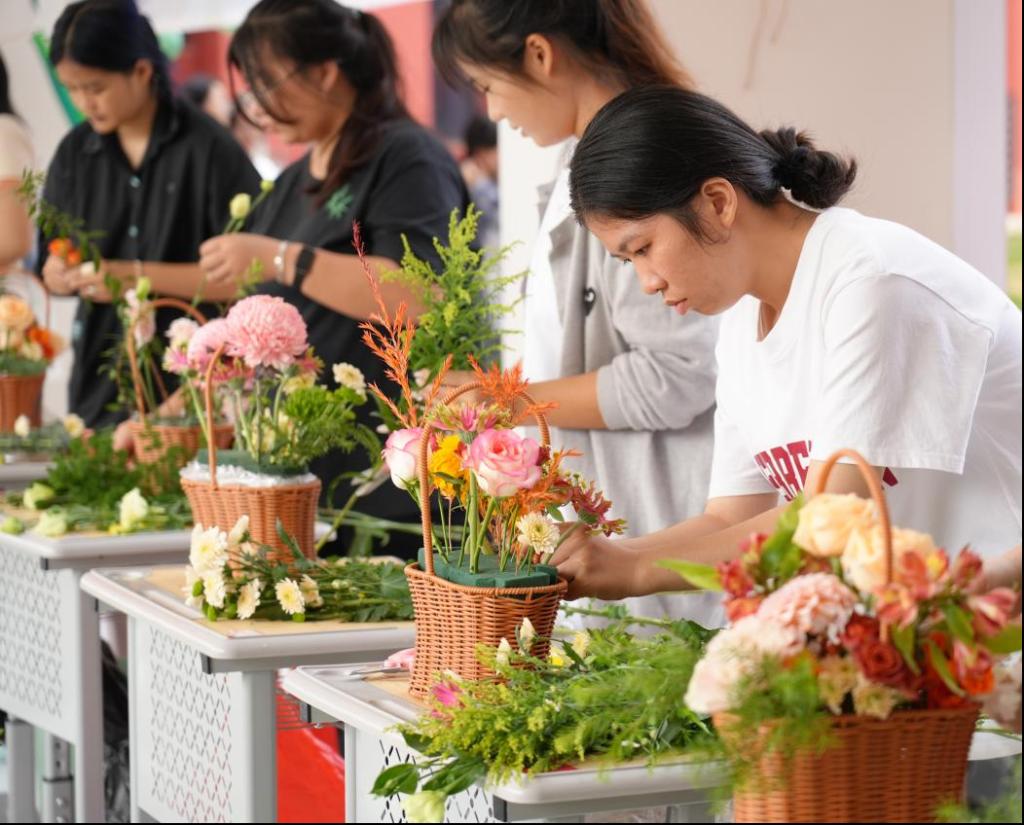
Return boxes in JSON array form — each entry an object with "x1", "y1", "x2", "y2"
[
  {"x1": 710, "y1": 207, "x2": 1022, "y2": 559},
  {"x1": 0, "y1": 114, "x2": 33, "y2": 180},
  {"x1": 521, "y1": 166, "x2": 571, "y2": 383}
]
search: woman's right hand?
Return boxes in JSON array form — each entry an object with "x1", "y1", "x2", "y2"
[
  {"x1": 113, "y1": 420, "x2": 136, "y2": 457},
  {"x1": 42, "y1": 253, "x2": 77, "y2": 296}
]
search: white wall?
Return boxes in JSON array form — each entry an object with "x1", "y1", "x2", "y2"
[{"x1": 498, "y1": 0, "x2": 1008, "y2": 290}]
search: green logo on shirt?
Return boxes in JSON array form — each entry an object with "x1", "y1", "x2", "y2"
[{"x1": 324, "y1": 184, "x2": 353, "y2": 219}]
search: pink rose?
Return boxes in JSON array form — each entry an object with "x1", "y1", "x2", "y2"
[
  {"x1": 464, "y1": 428, "x2": 542, "y2": 498},
  {"x1": 225, "y1": 295, "x2": 308, "y2": 370},
  {"x1": 382, "y1": 428, "x2": 424, "y2": 490}
]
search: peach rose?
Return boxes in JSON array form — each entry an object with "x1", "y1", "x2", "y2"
[
  {"x1": 793, "y1": 493, "x2": 875, "y2": 558},
  {"x1": 842, "y1": 525, "x2": 938, "y2": 594},
  {"x1": 0, "y1": 295, "x2": 35, "y2": 334}
]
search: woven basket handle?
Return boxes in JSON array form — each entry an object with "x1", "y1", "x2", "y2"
[
  {"x1": 201, "y1": 343, "x2": 229, "y2": 490},
  {"x1": 417, "y1": 382, "x2": 550, "y2": 577},
  {"x1": 810, "y1": 448, "x2": 893, "y2": 586},
  {"x1": 126, "y1": 298, "x2": 209, "y2": 425}
]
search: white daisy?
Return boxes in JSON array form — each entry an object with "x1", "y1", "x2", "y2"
[
  {"x1": 299, "y1": 574, "x2": 324, "y2": 608},
  {"x1": 189, "y1": 524, "x2": 229, "y2": 576},
  {"x1": 332, "y1": 362, "x2": 366, "y2": 396},
  {"x1": 227, "y1": 515, "x2": 250, "y2": 547},
  {"x1": 62, "y1": 414, "x2": 85, "y2": 438},
  {"x1": 237, "y1": 578, "x2": 263, "y2": 620},
  {"x1": 275, "y1": 578, "x2": 306, "y2": 615},
  {"x1": 202, "y1": 571, "x2": 228, "y2": 609},
  {"x1": 118, "y1": 488, "x2": 149, "y2": 531}
]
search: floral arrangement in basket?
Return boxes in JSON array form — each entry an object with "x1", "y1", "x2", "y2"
[
  {"x1": 182, "y1": 515, "x2": 412, "y2": 624},
  {"x1": 667, "y1": 449, "x2": 1022, "y2": 823},
  {"x1": 354, "y1": 225, "x2": 624, "y2": 696},
  {"x1": 0, "y1": 276, "x2": 66, "y2": 432},
  {"x1": 370, "y1": 605, "x2": 715, "y2": 823},
  {"x1": 178, "y1": 293, "x2": 378, "y2": 558}
]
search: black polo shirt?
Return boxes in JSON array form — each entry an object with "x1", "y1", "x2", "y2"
[
  {"x1": 39, "y1": 97, "x2": 260, "y2": 427},
  {"x1": 249, "y1": 117, "x2": 469, "y2": 521}
]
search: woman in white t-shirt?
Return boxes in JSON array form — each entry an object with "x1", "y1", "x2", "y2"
[
  {"x1": 0, "y1": 51, "x2": 34, "y2": 272},
  {"x1": 553, "y1": 85, "x2": 1023, "y2": 600},
  {"x1": 432, "y1": 1, "x2": 721, "y2": 626}
]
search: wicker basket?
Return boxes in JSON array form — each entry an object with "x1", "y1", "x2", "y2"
[
  {"x1": 0, "y1": 373, "x2": 45, "y2": 432},
  {"x1": 723, "y1": 448, "x2": 979, "y2": 823},
  {"x1": 407, "y1": 381, "x2": 568, "y2": 698},
  {"x1": 125, "y1": 298, "x2": 236, "y2": 467},
  {"x1": 181, "y1": 342, "x2": 320, "y2": 562}
]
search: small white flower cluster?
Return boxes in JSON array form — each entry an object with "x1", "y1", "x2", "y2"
[
  {"x1": 12, "y1": 413, "x2": 85, "y2": 440},
  {"x1": 332, "y1": 362, "x2": 367, "y2": 398}
]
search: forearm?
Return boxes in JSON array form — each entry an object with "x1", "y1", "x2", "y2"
[
  {"x1": 286, "y1": 245, "x2": 424, "y2": 320},
  {"x1": 108, "y1": 260, "x2": 237, "y2": 302},
  {"x1": 0, "y1": 189, "x2": 32, "y2": 267},
  {"x1": 520, "y1": 372, "x2": 607, "y2": 430}
]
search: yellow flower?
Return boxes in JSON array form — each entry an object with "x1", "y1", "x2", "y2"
[
  {"x1": 428, "y1": 435, "x2": 467, "y2": 498},
  {"x1": 851, "y1": 674, "x2": 903, "y2": 720},
  {"x1": 817, "y1": 655, "x2": 858, "y2": 714}
]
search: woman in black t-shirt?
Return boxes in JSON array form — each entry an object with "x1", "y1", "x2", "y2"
[
  {"x1": 39, "y1": 0, "x2": 260, "y2": 427},
  {"x1": 197, "y1": 0, "x2": 469, "y2": 549}
]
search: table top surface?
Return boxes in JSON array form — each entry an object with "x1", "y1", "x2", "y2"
[{"x1": 81, "y1": 565, "x2": 415, "y2": 665}]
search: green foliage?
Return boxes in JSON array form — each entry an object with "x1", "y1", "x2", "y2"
[
  {"x1": 0, "y1": 422, "x2": 71, "y2": 455},
  {"x1": 383, "y1": 205, "x2": 524, "y2": 374},
  {"x1": 0, "y1": 353, "x2": 48, "y2": 375},
  {"x1": 278, "y1": 385, "x2": 371, "y2": 467},
  {"x1": 372, "y1": 607, "x2": 715, "y2": 807}
]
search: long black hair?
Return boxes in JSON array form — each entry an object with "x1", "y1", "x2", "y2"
[
  {"x1": 229, "y1": 0, "x2": 408, "y2": 206},
  {"x1": 0, "y1": 49, "x2": 15, "y2": 117},
  {"x1": 433, "y1": 0, "x2": 690, "y2": 90},
  {"x1": 570, "y1": 85, "x2": 857, "y2": 237},
  {"x1": 49, "y1": 0, "x2": 171, "y2": 102}
]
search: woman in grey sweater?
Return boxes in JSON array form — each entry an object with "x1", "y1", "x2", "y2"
[{"x1": 434, "y1": 0, "x2": 721, "y2": 626}]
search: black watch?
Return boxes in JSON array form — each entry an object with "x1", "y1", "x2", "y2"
[{"x1": 292, "y1": 244, "x2": 316, "y2": 291}]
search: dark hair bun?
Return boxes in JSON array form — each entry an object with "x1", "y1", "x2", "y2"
[{"x1": 760, "y1": 127, "x2": 857, "y2": 209}]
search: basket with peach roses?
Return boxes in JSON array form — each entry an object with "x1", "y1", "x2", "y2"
[{"x1": 665, "y1": 449, "x2": 1021, "y2": 823}]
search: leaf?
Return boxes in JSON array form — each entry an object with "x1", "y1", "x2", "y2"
[
  {"x1": 276, "y1": 519, "x2": 305, "y2": 563},
  {"x1": 942, "y1": 604, "x2": 976, "y2": 644},
  {"x1": 980, "y1": 623, "x2": 1023, "y2": 655},
  {"x1": 371, "y1": 762, "x2": 421, "y2": 797},
  {"x1": 924, "y1": 640, "x2": 966, "y2": 697},
  {"x1": 655, "y1": 559, "x2": 723, "y2": 592},
  {"x1": 421, "y1": 756, "x2": 487, "y2": 795},
  {"x1": 890, "y1": 623, "x2": 920, "y2": 675}
]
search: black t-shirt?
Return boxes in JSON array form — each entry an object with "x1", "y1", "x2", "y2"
[
  {"x1": 39, "y1": 98, "x2": 260, "y2": 427},
  {"x1": 249, "y1": 118, "x2": 469, "y2": 520}
]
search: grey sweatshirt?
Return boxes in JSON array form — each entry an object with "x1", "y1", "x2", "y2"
[{"x1": 534, "y1": 173, "x2": 724, "y2": 628}]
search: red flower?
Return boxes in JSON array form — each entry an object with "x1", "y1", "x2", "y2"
[
  {"x1": 922, "y1": 663, "x2": 971, "y2": 709},
  {"x1": 967, "y1": 588, "x2": 1018, "y2": 637},
  {"x1": 739, "y1": 532, "x2": 767, "y2": 561},
  {"x1": 854, "y1": 637, "x2": 916, "y2": 689},
  {"x1": 949, "y1": 548, "x2": 983, "y2": 590},
  {"x1": 894, "y1": 547, "x2": 948, "y2": 599},
  {"x1": 725, "y1": 596, "x2": 763, "y2": 622},
  {"x1": 718, "y1": 558, "x2": 755, "y2": 598},
  {"x1": 875, "y1": 583, "x2": 919, "y2": 629},
  {"x1": 841, "y1": 614, "x2": 881, "y2": 650},
  {"x1": 952, "y1": 640, "x2": 995, "y2": 697}
]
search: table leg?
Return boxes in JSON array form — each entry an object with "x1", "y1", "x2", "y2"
[
  {"x1": 4, "y1": 716, "x2": 37, "y2": 823},
  {"x1": 40, "y1": 735, "x2": 73, "y2": 822},
  {"x1": 228, "y1": 670, "x2": 277, "y2": 821},
  {"x1": 68, "y1": 580, "x2": 104, "y2": 823},
  {"x1": 127, "y1": 619, "x2": 141, "y2": 824}
]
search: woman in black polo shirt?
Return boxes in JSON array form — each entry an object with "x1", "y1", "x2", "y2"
[
  {"x1": 40, "y1": 0, "x2": 259, "y2": 427},
  {"x1": 197, "y1": 0, "x2": 469, "y2": 550}
]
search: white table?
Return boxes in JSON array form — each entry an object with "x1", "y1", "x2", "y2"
[
  {"x1": 281, "y1": 665, "x2": 729, "y2": 823},
  {"x1": 80, "y1": 565, "x2": 416, "y2": 823},
  {"x1": 0, "y1": 458, "x2": 52, "y2": 492},
  {"x1": 0, "y1": 527, "x2": 192, "y2": 824}
]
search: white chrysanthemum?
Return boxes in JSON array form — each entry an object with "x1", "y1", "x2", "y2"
[
  {"x1": 275, "y1": 578, "x2": 306, "y2": 615},
  {"x1": 228, "y1": 515, "x2": 250, "y2": 547},
  {"x1": 13, "y1": 414, "x2": 31, "y2": 438},
  {"x1": 571, "y1": 631, "x2": 590, "y2": 659},
  {"x1": 189, "y1": 524, "x2": 229, "y2": 576},
  {"x1": 237, "y1": 578, "x2": 263, "y2": 620},
  {"x1": 517, "y1": 513, "x2": 559, "y2": 557},
  {"x1": 202, "y1": 571, "x2": 228, "y2": 609},
  {"x1": 517, "y1": 617, "x2": 537, "y2": 653},
  {"x1": 62, "y1": 414, "x2": 85, "y2": 438},
  {"x1": 118, "y1": 487, "x2": 149, "y2": 531},
  {"x1": 299, "y1": 575, "x2": 324, "y2": 608},
  {"x1": 183, "y1": 566, "x2": 204, "y2": 610},
  {"x1": 166, "y1": 317, "x2": 199, "y2": 348},
  {"x1": 332, "y1": 362, "x2": 366, "y2": 396},
  {"x1": 684, "y1": 616, "x2": 804, "y2": 716}
]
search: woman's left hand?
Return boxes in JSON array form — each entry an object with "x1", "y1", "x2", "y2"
[{"x1": 198, "y1": 233, "x2": 276, "y2": 287}]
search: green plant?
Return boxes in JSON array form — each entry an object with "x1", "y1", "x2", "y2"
[
  {"x1": 371, "y1": 606, "x2": 715, "y2": 820},
  {"x1": 383, "y1": 205, "x2": 523, "y2": 376}
]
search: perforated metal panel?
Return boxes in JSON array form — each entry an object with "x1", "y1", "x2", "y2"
[
  {"x1": 0, "y1": 542, "x2": 72, "y2": 735},
  {"x1": 136, "y1": 624, "x2": 234, "y2": 822},
  {"x1": 348, "y1": 730, "x2": 496, "y2": 823}
]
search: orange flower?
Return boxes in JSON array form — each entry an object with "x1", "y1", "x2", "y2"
[
  {"x1": 48, "y1": 238, "x2": 82, "y2": 265},
  {"x1": 28, "y1": 326, "x2": 62, "y2": 360}
]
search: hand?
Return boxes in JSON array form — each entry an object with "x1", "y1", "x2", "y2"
[
  {"x1": 550, "y1": 529, "x2": 644, "y2": 600},
  {"x1": 42, "y1": 253, "x2": 78, "y2": 296},
  {"x1": 439, "y1": 369, "x2": 480, "y2": 401},
  {"x1": 67, "y1": 263, "x2": 114, "y2": 302},
  {"x1": 199, "y1": 233, "x2": 275, "y2": 287},
  {"x1": 113, "y1": 420, "x2": 136, "y2": 457}
]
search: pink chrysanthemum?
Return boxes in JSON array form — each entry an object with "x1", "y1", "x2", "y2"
[
  {"x1": 226, "y1": 295, "x2": 308, "y2": 370},
  {"x1": 757, "y1": 573, "x2": 858, "y2": 641},
  {"x1": 186, "y1": 318, "x2": 232, "y2": 373}
]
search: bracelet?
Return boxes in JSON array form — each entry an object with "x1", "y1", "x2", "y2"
[
  {"x1": 292, "y1": 244, "x2": 316, "y2": 292},
  {"x1": 273, "y1": 240, "x2": 291, "y2": 282}
]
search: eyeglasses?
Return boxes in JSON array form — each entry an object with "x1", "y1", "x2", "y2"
[{"x1": 235, "y1": 66, "x2": 304, "y2": 120}]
